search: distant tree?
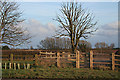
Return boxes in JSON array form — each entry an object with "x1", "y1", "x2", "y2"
[
  {"x1": 95, "y1": 42, "x2": 99, "y2": 49},
  {"x1": 54, "y1": 2, "x2": 97, "y2": 54},
  {"x1": 30, "y1": 46, "x2": 33, "y2": 49},
  {"x1": 95, "y1": 42, "x2": 108, "y2": 49},
  {"x1": 38, "y1": 37, "x2": 55, "y2": 49},
  {"x1": 2, "y1": 45, "x2": 10, "y2": 50},
  {"x1": 78, "y1": 40, "x2": 91, "y2": 52},
  {"x1": 109, "y1": 43, "x2": 115, "y2": 49},
  {"x1": 37, "y1": 37, "x2": 71, "y2": 50},
  {"x1": 0, "y1": 0, "x2": 31, "y2": 47}
]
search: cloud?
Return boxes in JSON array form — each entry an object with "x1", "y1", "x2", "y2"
[
  {"x1": 22, "y1": 19, "x2": 56, "y2": 47},
  {"x1": 24, "y1": 19, "x2": 56, "y2": 37},
  {"x1": 87, "y1": 21, "x2": 118, "y2": 48},
  {"x1": 96, "y1": 21, "x2": 118, "y2": 36},
  {"x1": 20, "y1": 19, "x2": 119, "y2": 48}
]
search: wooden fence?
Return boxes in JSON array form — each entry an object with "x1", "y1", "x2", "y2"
[
  {"x1": 0, "y1": 49, "x2": 119, "y2": 70},
  {"x1": 90, "y1": 50, "x2": 120, "y2": 70}
]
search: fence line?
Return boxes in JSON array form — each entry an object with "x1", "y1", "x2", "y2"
[
  {"x1": 90, "y1": 50, "x2": 119, "y2": 70},
  {"x1": 1, "y1": 50, "x2": 119, "y2": 70},
  {"x1": 1, "y1": 62, "x2": 30, "y2": 70}
]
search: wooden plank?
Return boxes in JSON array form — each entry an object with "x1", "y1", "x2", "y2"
[
  {"x1": 114, "y1": 59, "x2": 120, "y2": 61},
  {"x1": 93, "y1": 66, "x2": 110, "y2": 69},
  {"x1": 40, "y1": 57, "x2": 75, "y2": 58},
  {"x1": 93, "y1": 58, "x2": 111, "y2": 61},
  {"x1": 14, "y1": 59, "x2": 33, "y2": 61},
  {"x1": 115, "y1": 64, "x2": 120, "y2": 66},
  {"x1": 93, "y1": 62, "x2": 111, "y2": 64},
  {"x1": 80, "y1": 66, "x2": 85, "y2": 68},
  {"x1": 93, "y1": 53, "x2": 111, "y2": 56},
  {"x1": 14, "y1": 55, "x2": 33, "y2": 57},
  {"x1": 1, "y1": 55, "x2": 9, "y2": 57},
  {"x1": 0, "y1": 59, "x2": 9, "y2": 61},
  {"x1": 40, "y1": 52, "x2": 56, "y2": 54},
  {"x1": 115, "y1": 55, "x2": 120, "y2": 57},
  {"x1": 68, "y1": 59, "x2": 76, "y2": 61},
  {"x1": 40, "y1": 57, "x2": 57, "y2": 58},
  {"x1": 80, "y1": 60, "x2": 84, "y2": 62},
  {"x1": 94, "y1": 55, "x2": 111, "y2": 58}
]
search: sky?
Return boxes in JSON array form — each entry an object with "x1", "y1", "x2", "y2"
[{"x1": 15, "y1": 2, "x2": 118, "y2": 49}]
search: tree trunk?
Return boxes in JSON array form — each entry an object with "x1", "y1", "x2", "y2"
[
  {"x1": 71, "y1": 44, "x2": 77, "y2": 54},
  {"x1": 71, "y1": 38, "x2": 78, "y2": 54}
]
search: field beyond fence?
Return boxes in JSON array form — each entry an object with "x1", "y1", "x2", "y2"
[{"x1": 0, "y1": 49, "x2": 120, "y2": 71}]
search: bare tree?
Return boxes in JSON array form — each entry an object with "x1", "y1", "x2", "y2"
[
  {"x1": 54, "y1": 2, "x2": 97, "y2": 54},
  {"x1": 0, "y1": 0, "x2": 31, "y2": 46},
  {"x1": 109, "y1": 43, "x2": 115, "y2": 49},
  {"x1": 95, "y1": 42, "x2": 108, "y2": 49},
  {"x1": 78, "y1": 40, "x2": 91, "y2": 52},
  {"x1": 37, "y1": 37, "x2": 71, "y2": 50}
]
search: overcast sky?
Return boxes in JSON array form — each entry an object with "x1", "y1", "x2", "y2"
[{"x1": 16, "y1": 2, "x2": 118, "y2": 49}]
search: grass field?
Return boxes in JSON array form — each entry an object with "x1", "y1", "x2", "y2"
[{"x1": 2, "y1": 67, "x2": 120, "y2": 80}]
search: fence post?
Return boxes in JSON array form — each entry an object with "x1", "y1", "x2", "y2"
[
  {"x1": 14, "y1": 63, "x2": 16, "y2": 70},
  {"x1": 27, "y1": 64, "x2": 30, "y2": 69},
  {"x1": 90, "y1": 50, "x2": 93, "y2": 69},
  {"x1": 9, "y1": 63, "x2": 11, "y2": 69},
  {"x1": 68, "y1": 54, "x2": 70, "y2": 58},
  {"x1": 62, "y1": 52, "x2": 65, "y2": 58},
  {"x1": 0, "y1": 63, "x2": 2, "y2": 69},
  {"x1": 35, "y1": 54, "x2": 38, "y2": 66},
  {"x1": 57, "y1": 52, "x2": 60, "y2": 68},
  {"x1": 10, "y1": 54, "x2": 13, "y2": 68},
  {"x1": 50, "y1": 55, "x2": 52, "y2": 57},
  {"x1": 76, "y1": 50, "x2": 80, "y2": 68},
  {"x1": 24, "y1": 63, "x2": 26, "y2": 69},
  {"x1": 5, "y1": 63, "x2": 7, "y2": 69},
  {"x1": 18, "y1": 63, "x2": 20, "y2": 69},
  {"x1": 112, "y1": 53, "x2": 115, "y2": 70},
  {"x1": 84, "y1": 54, "x2": 87, "y2": 68}
]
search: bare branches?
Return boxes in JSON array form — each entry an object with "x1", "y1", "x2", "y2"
[
  {"x1": 38, "y1": 37, "x2": 71, "y2": 49},
  {"x1": 0, "y1": 0, "x2": 31, "y2": 46},
  {"x1": 55, "y1": 2, "x2": 97, "y2": 54}
]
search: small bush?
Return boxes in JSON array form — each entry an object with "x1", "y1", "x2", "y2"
[{"x1": 2, "y1": 45, "x2": 10, "y2": 50}]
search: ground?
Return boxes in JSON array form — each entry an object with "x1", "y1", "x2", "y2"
[{"x1": 2, "y1": 67, "x2": 120, "y2": 80}]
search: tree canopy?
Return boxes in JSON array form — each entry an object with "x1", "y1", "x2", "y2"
[
  {"x1": 0, "y1": 0, "x2": 31, "y2": 47},
  {"x1": 55, "y1": 2, "x2": 97, "y2": 54}
]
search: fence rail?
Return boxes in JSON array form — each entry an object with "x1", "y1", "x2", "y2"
[
  {"x1": 90, "y1": 50, "x2": 119, "y2": 70},
  {"x1": 0, "y1": 49, "x2": 119, "y2": 70}
]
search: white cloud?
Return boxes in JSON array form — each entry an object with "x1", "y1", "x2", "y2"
[
  {"x1": 24, "y1": 19, "x2": 56, "y2": 37},
  {"x1": 87, "y1": 21, "x2": 118, "y2": 48},
  {"x1": 21, "y1": 19, "x2": 119, "y2": 48},
  {"x1": 22, "y1": 19, "x2": 56, "y2": 47},
  {"x1": 96, "y1": 21, "x2": 118, "y2": 36}
]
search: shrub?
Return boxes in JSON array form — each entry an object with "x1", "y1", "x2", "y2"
[{"x1": 2, "y1": 45, "x2": 10, "y2": 50}]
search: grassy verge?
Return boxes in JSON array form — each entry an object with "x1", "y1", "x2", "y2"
[{"x1": 2, "y1": 67, "x2": 120, "y2": 79}]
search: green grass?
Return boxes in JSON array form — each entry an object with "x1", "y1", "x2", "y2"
[
  {"x1": 2, "y1": 61, "x2": 120, "y2": 79},
  {"x1": 2, "y1": 67, "x2": 120, "y2": 79}
]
